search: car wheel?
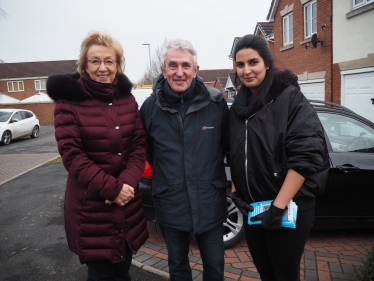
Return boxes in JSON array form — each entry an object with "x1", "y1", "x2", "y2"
[
  {"x1": 189, "y1": 197, "x2": 245, "y2": 249},
  {"x1": 1, "y1": 130, "x2": 12, "y2": 145},
  {"x1": 30, "y1": 125, "x2": 39, "y2": 138},
  {"x1": 223, "y1": 196, "x2": 245, "y2": 249}
]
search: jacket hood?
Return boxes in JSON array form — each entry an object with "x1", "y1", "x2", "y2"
[
  {"x1": 269, "y1": 69, "x2": 300, "y2": 94},
  {"x1": 47, "y1": 72, "x2": 133, "y2": 102}
]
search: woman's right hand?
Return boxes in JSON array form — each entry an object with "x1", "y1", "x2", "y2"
[{"x1": 105, "y1": 184, "x2": 135, "y2": 206}]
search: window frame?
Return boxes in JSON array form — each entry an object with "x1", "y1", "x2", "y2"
[
  {"x1": 283, "y1": 12, "x2": 293, "y2": 46},
  {"x1": 353, "y1": 0, "x2": 373, "y2": 9},
  {"x1": 35, "y1": 79, "x2": 46, "y2": 91},
  {"x1": 7, "y1": 81, "x2": 25, "y2": 92},
  {"x1": 304, "y1": 0, "x2": 317, "y2": 39}
]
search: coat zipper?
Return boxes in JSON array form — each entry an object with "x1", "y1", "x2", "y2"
[
  {"x1": 244, "y1": 118, "x2": 254, "y2": 202},
  {"x1": 244, "y1": 99, "x2": 274, "y2": 202},
  {"x1": 177, "y1": 113, "x2": 187, "y2": 190}
]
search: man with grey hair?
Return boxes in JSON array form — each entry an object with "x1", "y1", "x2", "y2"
[{"x1": 140, "y1": 39, "x2": 229, "y2": 281}]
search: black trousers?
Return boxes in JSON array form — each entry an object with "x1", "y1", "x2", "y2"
[
  {"x1": 244, "y1": 208, "x2": 315, "y2": 281},
  {"x1": 86, "y1": 243, "x2": 133, "y2": 281}
]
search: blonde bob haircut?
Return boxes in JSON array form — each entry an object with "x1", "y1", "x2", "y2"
[{"x1": 77, "y1": 31, "x2": 125, "y2": 76}]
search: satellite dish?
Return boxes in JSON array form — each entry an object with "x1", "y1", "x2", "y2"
[{"x1": 311, "y1": 33, "x2": 323, "y2": 48}]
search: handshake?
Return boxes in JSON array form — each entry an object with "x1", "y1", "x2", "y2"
[{"x1": 228, "y1": 192, "x2": 288, "y2": 230}]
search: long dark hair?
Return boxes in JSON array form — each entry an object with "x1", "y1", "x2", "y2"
[{"x1": 233, "y1": 35, "x2": 278, "y2": 107}]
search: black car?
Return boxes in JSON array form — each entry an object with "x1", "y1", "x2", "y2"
[{"x1": 139, "y1": 100, "x2": 374, "y2": 248}]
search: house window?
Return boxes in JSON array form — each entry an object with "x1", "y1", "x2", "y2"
[
  {"x1": 304, "y1": 0, "x2": 317, "y2": 38},
  {"x1": 7, "y1": 81, "x2": 24, "y2": 92},
  {"x1": 228, "y1": 91, "x2": 236, "y2": 99},
  {"x1": 35, "y1": 79, "x2": 46, "y2": 91},
  {"x1": 283, "y1": 13, "x2": 293, "y2": 45},
  {"x1": 353, "y1": 0, "x2": 373, "y2": 8}
]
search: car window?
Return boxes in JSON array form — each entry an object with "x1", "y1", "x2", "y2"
[
  {"x1": 23, "y1": 111, "x2": 33, "y2": 119},
  {"x1": 0, "y1": 111, "x2": 13, "y2": 122},
  {"x1": 318, "y1": 112, "x2": 374, "y2": 153},
  {"x1": 20, "y1": 111, "x2": 32, "y2": 119},
  {"x1": 12, "y1": 111, "x2": 23, "y2": 122}
]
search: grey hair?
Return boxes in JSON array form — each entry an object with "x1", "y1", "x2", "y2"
[{"x1": 160, "y1": 39, "x2": 198, "y2": 70}]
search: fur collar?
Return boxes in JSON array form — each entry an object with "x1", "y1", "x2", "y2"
[{"x1": 47, "y1": 72, "x2": 133, "y2": 102}]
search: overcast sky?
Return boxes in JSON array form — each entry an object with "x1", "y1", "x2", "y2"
[{"x1": 0, "y1": 0, "x2": 272, "y2": 83}]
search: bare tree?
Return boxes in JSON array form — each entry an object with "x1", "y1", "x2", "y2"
[
  {"x1": 0, "y1": 7, "x2": 6, "y2": 19},
  {"x1": 137, "y1": 39, "x2": 167, "y2": 85}
]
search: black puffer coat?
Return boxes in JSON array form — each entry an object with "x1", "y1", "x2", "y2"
[
  {"x1": 229, "y1": 71, "x2": 330, "y2": 210},
  {"x1": 140, "y1": 75, "x2": 230, "y2": 234}
]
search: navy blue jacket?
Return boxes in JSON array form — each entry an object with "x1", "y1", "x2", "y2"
[{"x1": 140, "y1": 75, "x2": 229, "y2": 234}]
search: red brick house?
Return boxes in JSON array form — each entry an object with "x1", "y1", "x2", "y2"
[
  {"x1": 267, "y1": 0, "x2": 333, "y2": 102},
  {"x1": 254, "y1": 21, "x2": 275, "y2": 54},
  {"x1": 197, "y1": 69, "x2": 232, "y2": 87},
  {"x1": 213, "y1": 77, "x2": 228, "y2": 92},
  {"x1": 0, "y1": 60, "x2": 76, "y2": 100},
  {"x1": 0, "y1": 60, "x2": 76, "y2": 124}
]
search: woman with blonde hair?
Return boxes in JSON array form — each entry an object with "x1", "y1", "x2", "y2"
[{"x1": 47, "y1": 31, "x2": 148, "y2": 281}]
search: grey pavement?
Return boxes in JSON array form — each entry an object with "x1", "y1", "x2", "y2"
[{"x1": 0, "y1": 124, "x2": 60, "y2": 185}]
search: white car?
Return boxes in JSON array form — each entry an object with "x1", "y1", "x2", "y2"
[
  {"x1": 132, "y1": 88, "x2": 152, "y2": 109},
  {"x1": 0, "y1": 109, "x2": 40, "y2": 145}
]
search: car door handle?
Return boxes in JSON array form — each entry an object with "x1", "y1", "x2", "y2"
[{"x1": 336, "y1": 165, "x2": 360, "y2": 173}]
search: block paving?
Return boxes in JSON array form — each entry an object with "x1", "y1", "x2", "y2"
[{"x1": 134, "y1": 222, "x2": 373, "y2": 281}]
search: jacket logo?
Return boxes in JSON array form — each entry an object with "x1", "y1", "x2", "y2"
[{"x1": 202, "y1": 126, "x2": 214, "y2": 130}]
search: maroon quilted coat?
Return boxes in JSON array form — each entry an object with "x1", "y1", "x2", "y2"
[{"x1": 47, "y1": 73, "x2": 148, "y2": 264}]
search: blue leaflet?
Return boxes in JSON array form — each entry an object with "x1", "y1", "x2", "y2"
[{"x1": 247, "y1": 200, "x2": 298, "y2": 229}]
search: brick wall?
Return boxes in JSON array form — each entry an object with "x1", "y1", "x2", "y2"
[
  {"x1": 0, "y1": 78, "x2": 47, "y2": 101},
  {"x1": 0, "y1": 103, "x2": 55, "y2": 125},
  {"x1": 214, "y1": 82, "x2": 223, "y2": 91},
  {"x1": 273, "y1": 0, "x2": 333, "y2": 101}
]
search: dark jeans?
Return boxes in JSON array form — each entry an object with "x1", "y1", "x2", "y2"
[
  {"x1": 244, "y1": 208, "x2": 315, "y2": 281},
  {"x1": 86, "y1": 243, "x2": 133, "y2": 281},
  {"x1": 159, "y1": 224, "x2": 224, "y2": 281}
]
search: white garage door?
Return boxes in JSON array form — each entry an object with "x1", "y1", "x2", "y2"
[
  {"x1": 299, "y1": 80, "x2": 325, "y2": 101},
  {"x1": 343, "y1": 70, "x2": 374, "y2": 123}
]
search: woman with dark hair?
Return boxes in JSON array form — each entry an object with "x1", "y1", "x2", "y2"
[
  {"x1": 47, "y1": 31, "x2": 148, "y2": 281},
  {"x1": 228, "y1": 34, "x2": 330, "y2": 281}
]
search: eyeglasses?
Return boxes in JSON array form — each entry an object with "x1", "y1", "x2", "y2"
[{"x1": 87, "y1": 59, "x2": 117, "y2": 67}]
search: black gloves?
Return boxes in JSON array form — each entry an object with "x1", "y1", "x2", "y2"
[
  {"x1": 250, "y1": 202, "x2": 287, "y2": 230},
  {"x1": 228, "y1": 192, "x2": 254, "y2": 216}
]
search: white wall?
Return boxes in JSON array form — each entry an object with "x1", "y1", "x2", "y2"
[{"x1": 333, "y1": 0, "x2": 374, "y2": 63}]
